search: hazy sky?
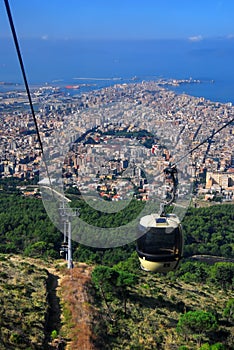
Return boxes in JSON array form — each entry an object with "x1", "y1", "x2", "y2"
[{"x1": 1, "y1": 0, "x2": 234, "y2": 40}]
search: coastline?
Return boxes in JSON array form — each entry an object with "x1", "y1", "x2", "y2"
[{"x1": 0, "y1": 76, "x2": 234, "y2": 105}]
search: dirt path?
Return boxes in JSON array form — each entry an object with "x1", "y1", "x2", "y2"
[
  {"x1": 190, "y1": 254, "x2": 234, "y2": 264},
  {"x1": 59, "y1": 263, "x2": 97, "y2": 350},
  {"x1": 8, "y1": 256, "x2": 97, "y2": 350}
]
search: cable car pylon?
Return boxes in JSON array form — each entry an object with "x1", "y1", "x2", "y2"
[{"x1": 59, "y1": 200, "x2": 79, "y2": 269}]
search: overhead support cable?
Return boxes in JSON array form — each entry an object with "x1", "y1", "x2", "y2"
[
  {"x1": 175, "y1": 116, "x2": 234, "y2": 165},
  {"x1": 4, "y1": 0, "x2": 44, "y2": 153},
  {"x1": 4, "y1": 0, "x2": 53, "y2": 190}
]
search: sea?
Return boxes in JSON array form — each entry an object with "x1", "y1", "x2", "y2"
[{"x1": 1, "y1": 38, "x2": 234, "y2": 104}]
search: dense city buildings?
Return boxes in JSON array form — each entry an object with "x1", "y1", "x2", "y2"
[{"x1": 0, "y1": 80, "x2": 233, "y2": 202}]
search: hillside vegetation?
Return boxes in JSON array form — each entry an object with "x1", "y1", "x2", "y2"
[
  {"x1": 89, "y1": 259, "x2": 234, "y2": 349},
  {"x1": 0, "y1": 256, "x2": 233, "y2": 349},
  {"x1": 0, "y1": 192, "x2": 232, "y2": 261},
  {"x1": 0, "y1": 255, "x2": 49, "y2": 349},
  {"x1": 0, "y1": 191, "x2": 233, "y2": 349}
]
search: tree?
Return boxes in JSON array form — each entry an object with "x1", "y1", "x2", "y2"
[
  {"x1": 200, "y1": 343, "x2": 225, "y2": 350},
  {"x1": 182, "y1": 204, "x2": 234, "y2": 258},
  {"x1": 210, "y1": 263, "x2": 234, "y2": 289},
  {"x1": 177, "y1": 261, "x2": 209, "y2": 284},
  {"x1": 24, "y1": 241, "x2": 55, "y2": 258},
  {"x1": 91, "y1": 265, "x2": 119, "y2": 320},
  {"x1": 115, "y1": 268, "x2": 138, "y2": 316},
  {"x1": 177, "y1": 310, "x2": 218, "y2": 347},
  {"x1": 223, "y1": 298, "x2": 234, "y2": 324},
  {"x1": 91, "y1": 265, "x2": 138, "y2": 318}
]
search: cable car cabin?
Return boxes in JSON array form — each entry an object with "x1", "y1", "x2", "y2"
[{"x1": 136, "y1": 214, "x2": 183, "y2": 273}]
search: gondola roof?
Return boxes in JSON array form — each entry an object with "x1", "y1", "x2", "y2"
[{"x1": 139, "y1": 213, "x2": 180, "y2": 229}]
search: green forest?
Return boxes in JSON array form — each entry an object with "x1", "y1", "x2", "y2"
[
  {"x1": 0, "y1": 191, "x2": 232, "y2": 261},
  {"x1": 0, "y1": 190, "x2": 233, "y2": 349}
]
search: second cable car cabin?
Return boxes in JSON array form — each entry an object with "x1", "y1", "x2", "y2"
[{"x1": 136, "y1": 213, "x2": 183, "y2": 273}]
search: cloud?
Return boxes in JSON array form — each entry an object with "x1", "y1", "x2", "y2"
[
  {"x1": 41, "y1": 35, "x2": 49, "y2": 40},
  {"x1": 188, "y1": 35, "x2": 203, "y2": 42},
  {"x1": 227, "y1": 34, "x2": 234, "y2": 39}
]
